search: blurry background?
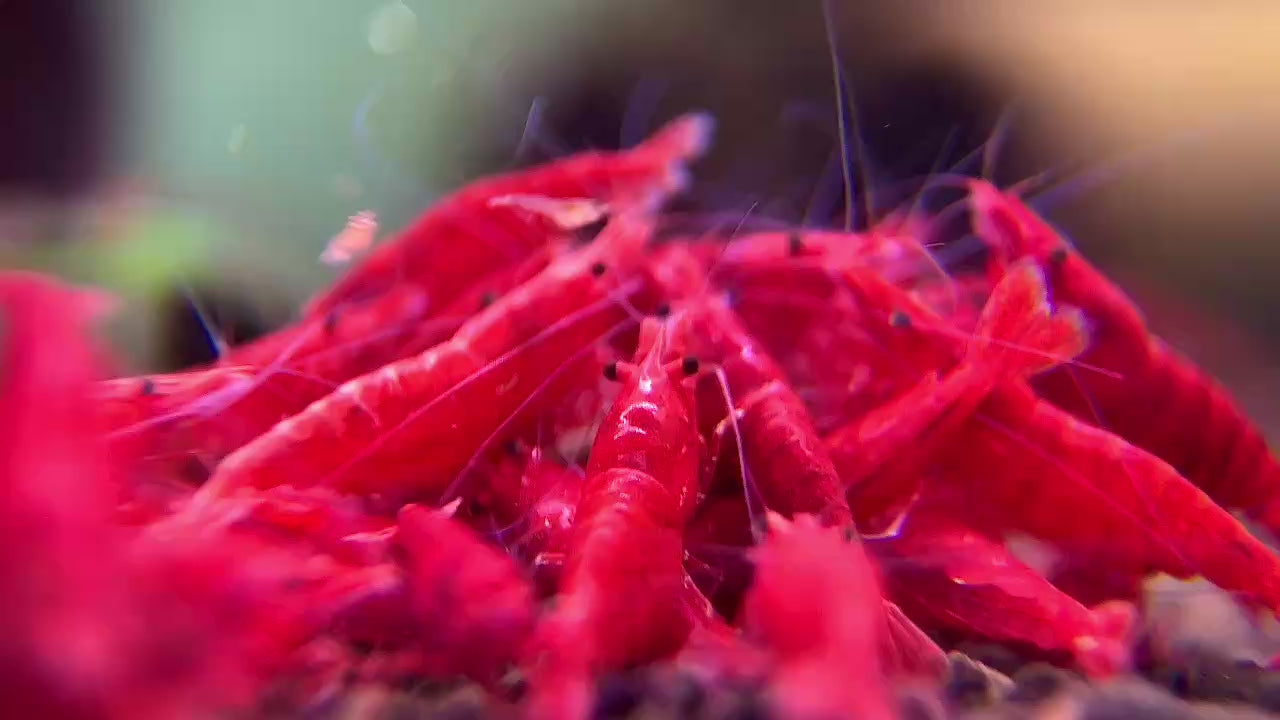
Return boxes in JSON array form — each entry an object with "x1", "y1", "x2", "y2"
[{"x1": 3, "y1": 0, "x2": 1278, "y2": 427}]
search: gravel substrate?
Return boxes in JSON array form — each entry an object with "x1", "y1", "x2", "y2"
[
  {"x1": 259, "y1": 534, "x2": 1280, "y2": 719},
  {"x1": 286, "y1": 645, "x2": 1280, "y2": 720}
]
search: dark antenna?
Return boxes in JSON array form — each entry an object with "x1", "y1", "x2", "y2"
[
  {"x1": 180, "y1": 281, "x2": 229, "y2": 362},
  {"x1": 821, "y1": 0, "x2": 876, "y2": 232},
  {"x1": 981, "y1": 104, "x2": 1019, "y2": 184}
]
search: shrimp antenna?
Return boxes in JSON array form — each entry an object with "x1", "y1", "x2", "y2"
[
  {"x1": 981, "y1": 104, "x2": 1020, "y2": 184},
  {"x1": 512, "y1": 96, "x2": 573, "y2": 165},
  {"x1": 871, "y1": 103, "x2": 1019, "y2": 234},
  {"x1": 708, "y1": 365, "x2": 769, "y2": 543},
  {"x1": 619, "y1": 77, "x2": 669, "y2": 150},
  {"x1": 888, "y1": 127, "x2": 965, "y2": 317},
  {"x1": 1025, "y1": 115, "x2": 1234, "y2": 213},
  {"x1": 353, "y1": 79, "x2": 430, "y2": 208},
  {"x1": 700, "y1": 201, "x2": 762, "y2": 286},
  {"x1": 902, "y1": 127, "x2": 960, "y2": 223},
  {"x1": 671, "y1": 200, "x2": 761, "y2": 305},
  {"x1": 782, "y1": 101, "x2": 866, "y2": 230},
  {"x1": 822, "y1": 0, "x2": 875, "y2": 232},
  {"x1": 802, "y1": 147, "x2": 845, "y2": 229},
  {"x1": 179, "y1": 281, "x2": 229, "y2": 362},
  {"x1": 511, "y1": 97, "x2": 545, "y2": 164}
]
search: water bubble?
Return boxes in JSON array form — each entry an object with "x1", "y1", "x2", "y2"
[
  {"x1": 368, "y1": 1, "x2": 418, "y2": 56},
  {"x1": 228, "y1": 124, "x2": 248, "y2": 155}
]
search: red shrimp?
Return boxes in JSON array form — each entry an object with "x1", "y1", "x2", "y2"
[
  {"x1": 938, "y1": 382, "x2": 1280, "y2": 612},
  {"x1": 796, "y1": 231, "x2": 1280, "y2": 614},
  {"x1": 743, "y1": 513, "x2": 896, "y2": 720},
  {"x1": 515, "y1": 454, "x2": 585, "y2": 576},
  {"x1": 305, "y1": 113, "x2": 713, "y2": 318},
  {"x1": 456, "y1": 441, "x2": 586, "y2": 593},
  {"x1": 195, "y1": 213, "x2": 653, "y2": 506},
  {"x1": 709, "y1": 243, "x2": 960, "y2": 433},
  {"x1": 104, "y1": 245, "x2": 562, "y2": 471},
  {"x1": 230, "y1": 485, "x2": 399, "y2": 566},
  {"x1": 523, "y1": 317, "x2": 705, "y2": 720},
  {"x1": 396, "y1": 503, "x2": 536, "y2": 687},
  {"x1": 115, "y1": 244, "x2": 561, "y2": 467},
  {"x1": 703, "y1": 220, "x2": 971, "y2": 325},
  {"x1": 642, "y1": 242, "x2": 856, "y2": 527},
  {"x1": 969, "y1": 179, "x2": 1280, "y2": 537},
  {"x1": 705, "y1": 222, "x2": 946, "y2": 288},
  {"x1": 97, "y1": 364, "x2": 326, "y2": 474},
  {"x1": 711, "y1": 266, "x2": 887, "y2": 432},
  {"x1": 131, "y1": 505, "x2": 409, "y2": 707},
  {"x1": 0, "y1": 274, "x2": 347, "y2": 718},
  {"x1": 681, "y1": 493, "x2": 947, "y2": 683},
  {"x1": 656, "y1": 246, "x2": 955, "y2": 683},
  {"x1": 0, "y1": 273, "x2": 139, "y2": 719},
  {"x1": 825, "y1": 260, "x2": 1086, "y2": 530},
  {"x1": 869, "y1": 506, "x2": 1134, "y2": 677},
  {"x1": 675, "y1": 289, "x2": 855, "y2": 528}
]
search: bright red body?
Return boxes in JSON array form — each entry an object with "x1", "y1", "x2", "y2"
[{"x1": 524, "y1": 318, "x2": 704, "y2": 720}]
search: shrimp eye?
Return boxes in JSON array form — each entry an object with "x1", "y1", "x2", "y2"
[
  {"x1": 787, "y1": 232, "x2": 805, "y2": 257},
  {"x1": 480, "y1": 291, "x2": 498, "y2": 308},
  {"x1": 654, "y1": 302, "x2": 672, "y2": 318},
  {"x1": 323, "y1": 310, "x2": 340, "y2": 335},
  {"x1": 502, "y1": 438, "x2": 525, "y2": 457},
  {"x1": 1048, "y1": 247, "x2": 1068, "y2": 267},
  {"x1": 681, "y1": 356, "x2": 700, "y2": 376},
  {"x1": 140, "y1": 378, "x2": 157, "y2": 396},
  {"x1": 603, "y1": 362, "x2": 620, "y2": 381},
  {"x1": 889, "y1": 310, "x2": 911, "y2": 328},
  {"x1": 590, "y1": 261, "x2": 608, "y2": 277}
]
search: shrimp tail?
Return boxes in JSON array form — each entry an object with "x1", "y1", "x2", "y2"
[
  {"x1": 1078, "y1": 599, "x2": 1137, "y2": 677},
  {"x1": 963, "y1": 258, "x2": 1087, "y2": 380}
]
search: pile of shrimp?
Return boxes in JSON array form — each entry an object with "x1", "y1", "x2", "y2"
[{"x1": 7, "y1": 112, "x2": 1280, "y2": 720}]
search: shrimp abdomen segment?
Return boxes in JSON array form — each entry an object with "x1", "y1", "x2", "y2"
[
  {"x1": 204, "y1": 284, "x2": 633, "y2": 500},
  {"x1": 205, "y1": 346, "x2": 478, "y2": 496},
  {"x1": 732, "y1": 382, "x2": 853, "y2": 526},
  {"x1": 560, "y1": 490, "x2": 693, "y2": 667}
]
